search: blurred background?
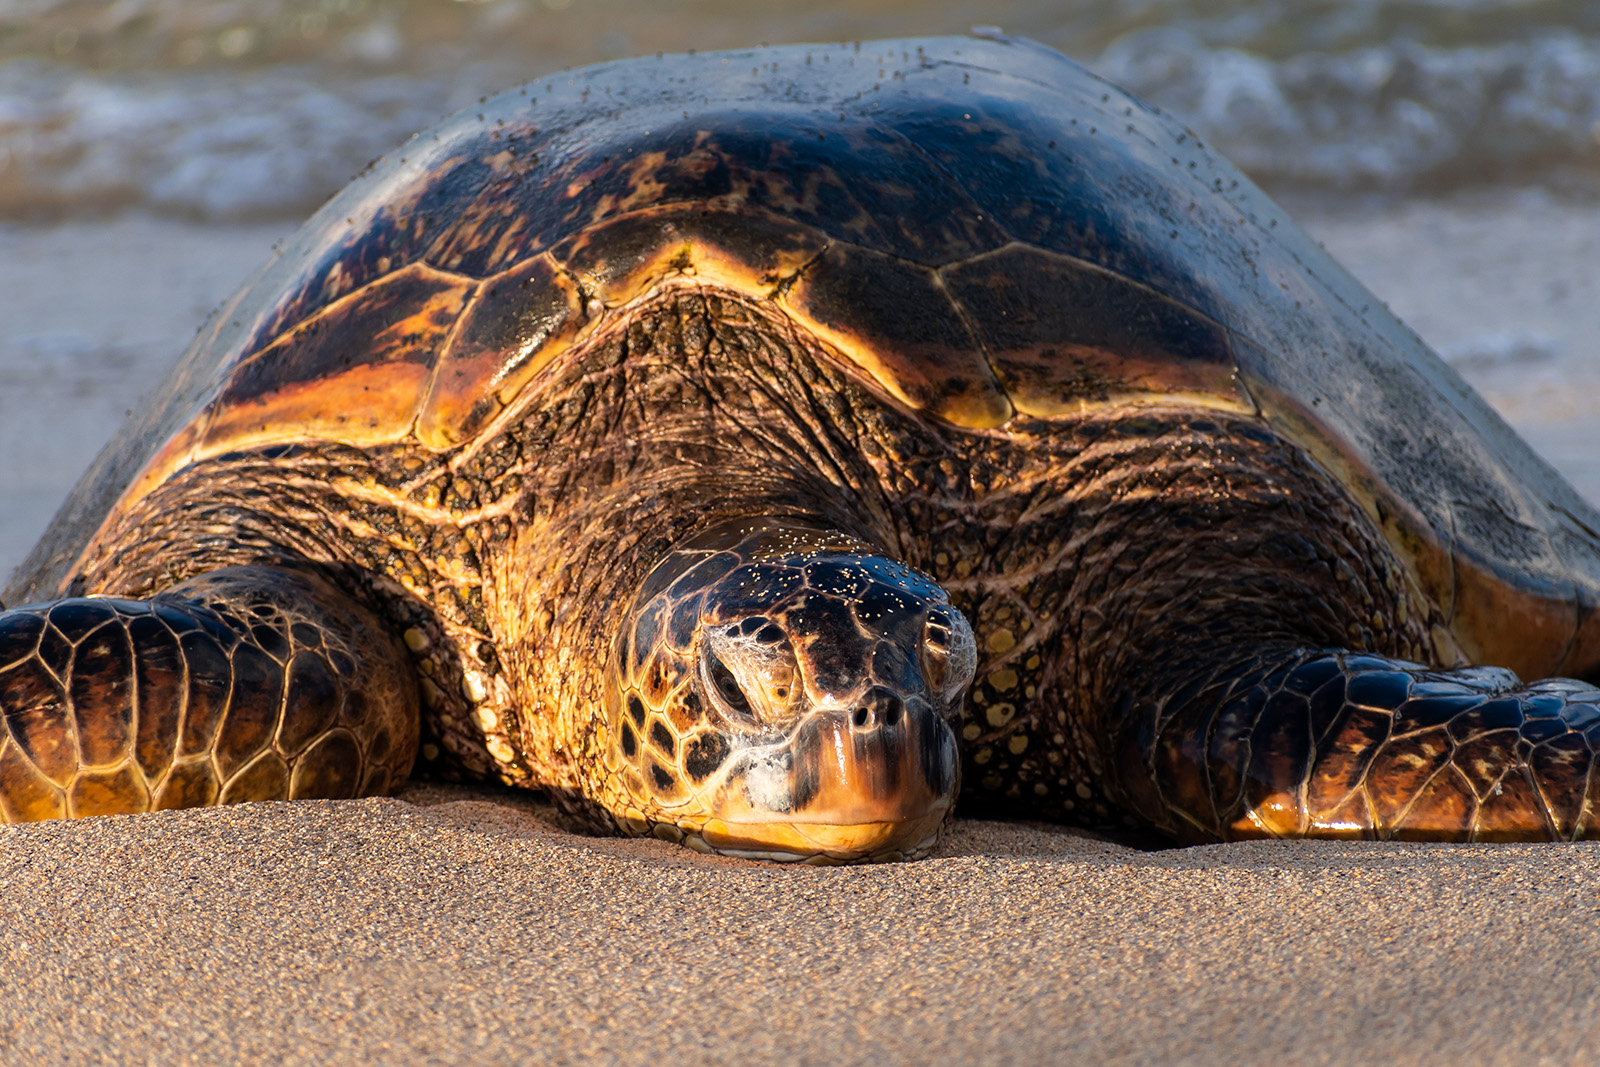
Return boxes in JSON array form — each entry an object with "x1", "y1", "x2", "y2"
[{"x1": 1, "y1": 0, "x2": 1599, "y2": 576}]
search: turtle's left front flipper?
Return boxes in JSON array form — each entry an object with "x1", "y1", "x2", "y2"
[
  {"x1": 0, "y1": 565, "x2": 419, "y2": 822},
  {"x1": 1114, "y1": 649, "x2": 1600, "y2": 842}
]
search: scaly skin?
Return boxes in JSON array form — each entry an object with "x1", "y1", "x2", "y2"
[
  {"x1": 591, "y1": 519, "x2": 974, "y2": 861},
  {"x1": 0, "y1": 567, "x2": 416, "y2": 820},
  {"x1": 1118, "y1": 650, "x2": 1600, "y2": 843}
]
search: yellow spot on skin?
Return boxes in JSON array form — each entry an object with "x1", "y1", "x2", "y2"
[
  {"x1": 935, "y1": 552, "x2": 950, "y2": 566},
  {"x1": 986, "y1": 628, "x2": 1016, "y2": 654},
  {"x1": 962, "y1": 723, "x2": 981, "y2": 741},
  {"x1": 974, "y1": 747, "x2": 993, "y2": 765},
  {"x1": 985, "y1": 703, "x2": 1016, "y2": 728},
  {"x1": 1025, "y1": 685, "x2": 1036, "y2": 699},
  {"x1": 982, "y1": 775, "x2": 1004, "y2": 791},
  {"x1": 1025, "y1": 655, "x2": 1041, "y2": 670},
  {"x1": 988, "y1": 669, "x2": 1019, "y2": 692},
  {"x1": 475, "y1": 707, "x2": 498, "y2": 732},
  {"x1": 486, "y1": 738, "x2": 515, "y2": 763},
  {"x1": 1033, "y1": 783, "x2": 1049, "y2": 796},
  {"x1": 403, "y1": 628, "x2": 429, "y2": 653},
  {"x1": 421, "y1": 744, "x2": 440, "y2": 761},
  {"x1": 1008, "y1": 734, "x2": 1029, "y2": 754},
  {"x1": 954, "y1": 559, "x2": 972, "y2": 579},
  {"x1": 1075, "y1": 782, "x2": 1093, "y2": 799},
  {"x1": 461, "y1": 671, "x2": 488, "y2": 703}
]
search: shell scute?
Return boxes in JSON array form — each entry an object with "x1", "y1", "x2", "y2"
[
  {"x1": 206, "y1": 262, "x2": 475, "y2": 455},
  {"x1": 779, "y1": 242, "x2": 1012, "y2": 429},
  {"x1": 550, "y1": 204, "x2": 827, "y2": 308},
  {"x1": 535, "y1": 115, "x2": 1009, "y2": 269},
  {"x1": 244, "y1": 142, "x2": 546, "y2": 360},
  {"x1": 881, "y1": 90, "x2": 1232, "y2": 324},
  {"x1": 940, "y1": 244, "x2": 1248, "y2": 418},
  {"x1": 417, "y1": 254, "x2": 587, "y2": 449},
  {"x1": 421, "y1": 128, "x2": 552, "y2": 277},
  {"x1": 728, "y1": 114, "x2": 1009, "y2": 266},
  {"x1": 1450, "y1": 543, "x2": 1577, "y2": 680}
]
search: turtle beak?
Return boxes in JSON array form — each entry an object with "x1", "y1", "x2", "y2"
[{"x1": 698, "y1": 687, "x2": 960, "y2": 862}]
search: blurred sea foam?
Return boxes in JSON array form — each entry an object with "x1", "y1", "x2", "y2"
[{"x1": 1, "y1": 0, "x2": 1598, "y2": 220}]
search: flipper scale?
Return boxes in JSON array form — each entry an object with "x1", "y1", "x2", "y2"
[
  {"x1": 1133, "y1": 649, "x2": 1600, "y2": 842},
  {"x1": 0, "y1": 565, "x2": 418, "y2": 822}
]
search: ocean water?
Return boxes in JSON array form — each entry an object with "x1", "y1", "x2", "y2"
[{"x1": 1, "y1": 0, "x2": 1598, "y2": 221}]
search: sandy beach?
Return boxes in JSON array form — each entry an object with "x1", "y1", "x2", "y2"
[
  {"x1": 4, "y1": 786, "x2": 1600, "y2": 1065},
  {"x1": 3, "y1": 193, "x2": 1600, "y2": 1064}
]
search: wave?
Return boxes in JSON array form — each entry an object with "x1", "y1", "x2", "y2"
[
  {"x1": 2, "y1": 14, "x2": 1599, "y2": 219},
  {"x1": 0, "y1": 60, "x2": 463, "y2": 219},
  {"x1": 1096, "y1": 27, "x2": 1600, "y2": 193}
]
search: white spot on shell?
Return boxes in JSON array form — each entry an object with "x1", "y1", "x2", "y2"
[{"x1": 461, "y1": 670, "x2": 489, "y2": 703}]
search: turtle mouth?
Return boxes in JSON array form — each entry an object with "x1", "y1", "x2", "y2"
[
  {"x1": 684, "y1": 695, "x2": 961, "y2": 863},
  {"x1": 683, "y1": 809, "x2": 951, "y2": 864}
]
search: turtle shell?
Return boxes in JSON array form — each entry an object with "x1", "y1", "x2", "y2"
[{"x1": 12, "y1": 35, "x2": 1600, "y2": 680}]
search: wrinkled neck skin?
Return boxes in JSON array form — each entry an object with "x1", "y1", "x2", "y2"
[
  {"x1": 581, "y1": 516, "x2": 975, "y2": 862},
  {"x1": 442, "y1": 288, "x2": 977, "y2": 859}
]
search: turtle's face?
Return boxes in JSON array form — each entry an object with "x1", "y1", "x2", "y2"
[{"x1": 597, "y1": 521, "x2": 975, "y2": 862}]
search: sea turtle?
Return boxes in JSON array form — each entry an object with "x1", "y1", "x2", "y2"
[{"x1": 5, "y1": 34, "x2": 1600, "y2": 860}]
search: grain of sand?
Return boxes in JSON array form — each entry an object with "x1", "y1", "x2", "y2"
[{"x1": 3, "y1": 193, "x2": 1600, "y2": 1065}]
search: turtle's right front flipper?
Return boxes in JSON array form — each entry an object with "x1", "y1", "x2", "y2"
[
  {"x1": 0, "y1": 565, "x2": 418, "y2": 822},
  {"x1": 1114, "y1": 649, "x2": 1600, "y2": 842}
]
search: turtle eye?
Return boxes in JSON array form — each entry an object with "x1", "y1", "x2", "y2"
[
  {"x1": 703, "y1": 649, "x2": 757, "y2": 724},
  {"x1": 921, "y1": 616, "x2": 953, "y2": 694},
  {"x1": 920, "y1": 610, "x2": 976, "y2": 709}
]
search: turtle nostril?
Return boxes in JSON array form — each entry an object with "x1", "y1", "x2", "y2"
[{"x1": 850, "y1": 694, "x2": 904, "y2": 731}]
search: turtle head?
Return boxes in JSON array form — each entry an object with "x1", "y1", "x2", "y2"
[{"x1": 597, "y1": 519, "x2": 975, "y2": 862}]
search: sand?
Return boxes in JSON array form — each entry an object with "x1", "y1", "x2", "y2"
[
  {"x1": 3, "y1": 788, "x2": 1600, "y2": 1065},
  {"x1": 4, "y1": 193, "x2": 1600, "y2": 1064}
]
